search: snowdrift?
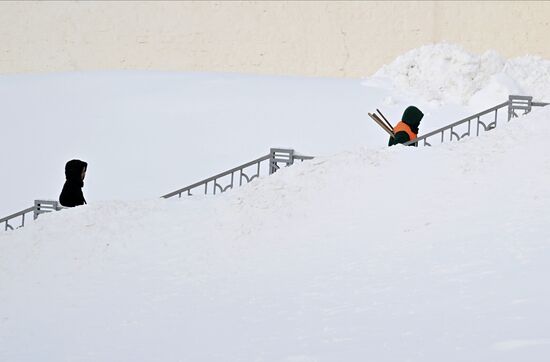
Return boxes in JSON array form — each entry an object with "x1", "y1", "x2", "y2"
[
  {"x1": 0, "y1": 71, "x2": 385, "y2": 217},
  {"x1": 3, "y1": 43, "x2": 550, "y2": 217},
  {"x1": 2, "y1": 108, "x2": 550, "y2": 361},
  {"x1": 365, "y1": 43, "x2": 550, "y2": 108}
]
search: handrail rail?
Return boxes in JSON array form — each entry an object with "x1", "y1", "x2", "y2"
[
  {"x1": 162, "y1": 154, "x2": 271, "y2": 199},
  {"x1": 294, "y1": 155, "x2": 315, "y2": 161},
  {"x1": 412, "y1": 101, "x2": 509, "y2": 143},
  {"x1": 405, "y1": 95, "x2": 549, "y2": 147},
  {"x1": 162, "y1": 148, "x2": 313, "y2": 199},
  {"x1": 0, "y1": 206, "x2": 35, "y2": 224},
  {"x1": 1, "y1": 200, "x2": 62, "y2": 232}
]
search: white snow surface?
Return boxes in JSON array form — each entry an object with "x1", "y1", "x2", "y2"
[
  {"x1": 366, "y1": 43, "x2": 550, "y2": 108},
  {"x1": 0, "y1": 70, "x2": 472, "y2": 217},
  {"x1": 0, "y1": 71, "x2": 378, "y2": 216},
  {"x1": 2, "y1": 44, "x2": 550, "y2": 361},
  {"x1": 2, "y1": 44, "x2": 549, "y2": 216},
  {"x1": 1, "y1": 107, "x2": 550, "y2": 361}
]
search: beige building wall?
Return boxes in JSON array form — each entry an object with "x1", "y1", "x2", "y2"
[{"x1": 1, "y1": 1, "x2": 549, "y2": 77}]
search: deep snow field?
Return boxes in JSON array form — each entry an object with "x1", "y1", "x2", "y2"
[
  {"x1": 2, "y1": 43, "x2": 549, "y2": 216},
  {"x1": 1, "y1": 44, "x2": 550, "y2": 361}
]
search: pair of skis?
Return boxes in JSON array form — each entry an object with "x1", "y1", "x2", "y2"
[{"x1": 368, "y1": 109, "x2": 395, "y2": 138}]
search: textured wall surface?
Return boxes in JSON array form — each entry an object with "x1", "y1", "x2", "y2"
[{"x1": 1, "y1": 1, "x2": 549, "y2": 77}]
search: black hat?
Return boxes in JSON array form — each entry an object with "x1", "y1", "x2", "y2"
[
  {"x1": 65, "y1": 159, "x2": 87, "y2": 182},
  {"x1": 402, "y1": 106, "x2": 424, "y2": 133}
]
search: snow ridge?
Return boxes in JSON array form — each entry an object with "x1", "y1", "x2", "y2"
[
  {"x1": 2, "y1": 108, "x2": 550, "y2": 361},
  {"x1": 365, "y1": 43, "x2": 550, "y2": 107}
]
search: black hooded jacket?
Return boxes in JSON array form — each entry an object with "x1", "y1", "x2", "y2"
[
  {"x1": 59, "y1": 160, "x2": 87, "y2": 207},
  {"x1": 388, "y1": 106, "x2": 424, "y2": 146}
]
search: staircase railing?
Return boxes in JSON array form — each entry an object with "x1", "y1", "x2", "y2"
[
  {"x1": 405, "y1": 95, "x2": 550, "y2": 146},
  {"x1": 3, "y1": 94, "x2": 548, "y2": 232},
  {"x1": 0, "y1": 200, "x2": 62, "y2": 231},
  {"x1": 1, "y1": 148, "x2": 313, "y2": 231},
  {"x1": 162, "y1": 148, "x2": 313, "y2": 199}
]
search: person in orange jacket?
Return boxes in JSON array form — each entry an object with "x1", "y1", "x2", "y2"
[{"x1": 389, "y1": 106, "x2": 424, "y2": 146}]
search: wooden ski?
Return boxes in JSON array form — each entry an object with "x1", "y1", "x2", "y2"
[
  {"x1": 368, "y1": 112, "x2": 395, "y2": 138},
  {"x1": 376, "y1": 109, "x2": 394, "y2": 133}
]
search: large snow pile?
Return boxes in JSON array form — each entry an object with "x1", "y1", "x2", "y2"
[
  {"x1": 365, "y1": 43, "x2": 550, "y2": 108},
  {"x1": 2, "y1": 108, "x2": 550, "y2": 361}
]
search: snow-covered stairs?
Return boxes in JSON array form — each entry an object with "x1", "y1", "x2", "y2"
[{"x1": 1, "y1": 95, "x2": 548, "y2": 232}]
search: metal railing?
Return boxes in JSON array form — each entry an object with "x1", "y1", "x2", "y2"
[
  {"x1": 3, "y1": 95, "x2": 547, "y2": 231},
  {"x1": 1, "y1": 200, "x2": 62, "y2": 231},
  {"x1": 162, "y1": 148, "x2": 314, "y2": 199},
  {"x1": 404, "y1": 95, "x2": 550, "y2": 147},
  {"x1": 1, "y1": 148, "x2": 313, "y2": 232},
  {"x1": 34, "y1": 200, "x2": 64, "y2": 218}
]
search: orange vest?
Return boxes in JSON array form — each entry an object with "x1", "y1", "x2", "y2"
[{"x1": 393, "y1": 121, "x2": 417, "y2": 141}]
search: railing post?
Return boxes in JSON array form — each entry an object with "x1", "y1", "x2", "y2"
[
  {"x1": 508, "y1": 95, "x2": 533, "y2": 121},
  {"x1": 33, "y1": 200, "x2": 62, "y2": 220},
  {"x1": 269, "y1": 148, "x2": 295, "y2": 174},
  {"x1": 269, "y1": 149, "x2": 276, "y2": 174},
  {"x1": 33, "y1": 200, "x2": 40, "y2": 220}
]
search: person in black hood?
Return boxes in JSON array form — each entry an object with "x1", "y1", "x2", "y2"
[
  {"x1": 388, "y1": 106, "x2": 424, "y2": 146},
  {"x1": 59, "y1": 159, "x2": 88, "y2": 207}
]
